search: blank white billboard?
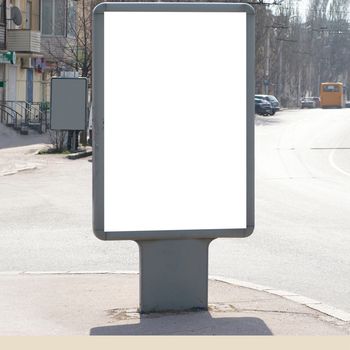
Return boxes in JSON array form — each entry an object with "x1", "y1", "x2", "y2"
[{"x1": 103, "y1": 11, "x2": 247, "y2": 232}]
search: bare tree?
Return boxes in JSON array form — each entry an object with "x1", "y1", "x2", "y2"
[
  {"x1": 48, "y1": 130, "x2": 68, "y2": 152},
  {"x1": 255, "y1": 0, "x2": 350, "y2": 106},
  {"x1": 42, "y1": 0, "x2": 102, "y2": 80},
  {"x1": 43, "y1": 0, "x2": 350, "y2": 109}
]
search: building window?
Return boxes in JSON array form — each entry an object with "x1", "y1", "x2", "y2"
[
  {"x1": 67, "y1": 0, "x2": 76, "y2": 38},
  {"x1": 26, "y1": 0, "x2": 32, "y2": 30},
  {"x1": 0, "y1": 0, "x2": 5, "y2": 25},
  {"x1": 42, "y1": 0, "x2": 66, "y2": 36}
]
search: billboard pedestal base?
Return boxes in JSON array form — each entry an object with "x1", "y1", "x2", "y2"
[{"x1": 137, "y1": 238, "x2": 212, "y2": 313}]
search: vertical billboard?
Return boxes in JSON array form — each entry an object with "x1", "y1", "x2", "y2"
[
  {"x1": 50, "y1": 78, "x2": 88, "y2": 130},
  {"x1": 93, "y1": 3, "x2": 254, "y2": 240}
]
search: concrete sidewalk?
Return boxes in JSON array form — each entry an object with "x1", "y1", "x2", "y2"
[{"x1": 0, "y1": 272, "x2": 349, "y2": 336}]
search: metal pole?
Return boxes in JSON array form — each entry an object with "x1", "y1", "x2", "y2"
[
  {"x1": 265, "y1": 27, "x2": 270, "y2": 95},
  {"x1": 75, "y1": 130, "x2": 79, "y2": 150},
  {"x1": 67, "y1": 130, "x2": 72, "y2": 151},
  {"x1": 137, "y1": 238, "x2": 212, "y2": 313},
  {"x1": 72, "y1": 130, "x2": 77, "y2": 152}
]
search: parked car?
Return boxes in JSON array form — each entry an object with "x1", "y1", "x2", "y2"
[
  {"x1": 255, "y1": 95, "x2": 280, "y2": 113},
  {"x1": 255, "y1": 97, "x2": 273, "y2": 116},
  {"x1": 345, "y1": 101, "x2": 350, "y2": 108},
  {"x1": 301, "y1": 97, "x2": 316, "y2": 108}
]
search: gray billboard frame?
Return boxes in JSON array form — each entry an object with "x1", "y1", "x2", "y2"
[
  {"x1": 93, "y1": 1, "x2": 255, "y2": 313},
  {"x1": 50, "y1": 77, "x2": 88, "y2": 131},
  {"x1": 92, "y1": 2, "x2": 255, "y2": 242}
]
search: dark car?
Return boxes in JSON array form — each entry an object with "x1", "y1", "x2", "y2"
[
  {"x1": 255, "y1": 97, "x2": 273, "y2": 116},
  {"x1": 255, "y1": 94, "x2": 280, "y2": 113},
  {"x1": 301, "y1": 97, "x2": 316, "y2": 108}
]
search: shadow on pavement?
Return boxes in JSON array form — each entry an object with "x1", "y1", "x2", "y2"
[
  {"x1": 90, "y1": 312, "x2": 273, "y2": 336},
  {"x1": 0, "y1": 124, "x2": 49, "y2": 150},
  {"x1": 255, "y1": 116, "x2": 282, "y2": 126}
]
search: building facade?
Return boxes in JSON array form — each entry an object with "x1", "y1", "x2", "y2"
[
  {"x1": 40, "y1": 0, "x2": 77, "y2": 101},
  {"x1": 3, "y1": 0, "x2": 77, "y2": 114},
  {"x1": 5, "y1": 0, "x2": 42, "y2": 106},
  {"x1": 0, "y1": 1, "x2": 7, "y2": 104}
]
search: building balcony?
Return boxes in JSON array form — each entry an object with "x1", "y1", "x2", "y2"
[{"x1": 7, "y1": 30, "x2": 41, "y2": 54}]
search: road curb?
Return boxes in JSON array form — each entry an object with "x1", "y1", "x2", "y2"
[
  {"x1": 211, "y1": 275, "x2": 350, "y2": 322},
  {"x1": 0, "y1": 165, "x2": 37, "y2": 176},
  {"x1": 1, "y1": 271, "x2": 349, "y2": 322},
  {"x1": 33, "y1": 148, "x2": 92, "y2": 159},
  {"x1": 66, "y1": 150, "x2": 92, "y2": 160}
]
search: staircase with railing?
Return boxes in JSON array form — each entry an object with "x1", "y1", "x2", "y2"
[{"x1": 0, "y1": 101, "x2": 49, "y2": 134}]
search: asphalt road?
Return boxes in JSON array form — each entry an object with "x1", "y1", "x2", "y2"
[
  {"x1": 0, "y1": 108, "x2": 349, "y2": 313},
  {"x1": 211, "y1": 108, "x2": 350, "y2": 313}
]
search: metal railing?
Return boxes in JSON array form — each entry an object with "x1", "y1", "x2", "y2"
[
  {"x1": 0, "y1": 100, "x2": 49, "y2": 134},
  {"x1": 0, "y1": 104, "x2": 27, "y2": 133},
  {"x1": 32, "y1": 101, "x2": 50, "y2": 132}
]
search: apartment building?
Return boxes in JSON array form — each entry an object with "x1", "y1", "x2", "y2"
[
  {"x1": 4, "y1": 0, "x2": 77, "y2": 109},
  {"x1": 41, "y1": 0, "x2": 77, "y2": 101},
  {"x1": 0, "y1": 1, "x2": 7, "y2": 104},
  {"x1": 5, "y1": 0, "x2": 41, "y2": 106}
]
